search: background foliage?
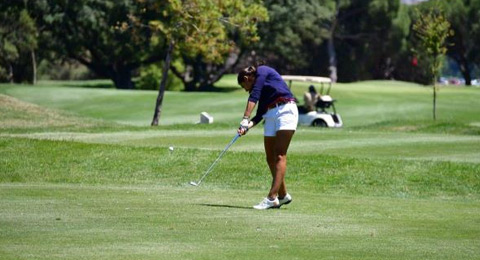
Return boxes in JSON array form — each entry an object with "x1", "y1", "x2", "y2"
[{"x1": 1, "y1": 0, "x2": 479, "y2": 89}]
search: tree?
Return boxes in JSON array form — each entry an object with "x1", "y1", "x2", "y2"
[
  {"x1": 166, "y1": 0, "x2": 269, "y2": 91},
  {"x1": 144, "y1": 0, "x2": 268, "y2": 125},
  {"x1": 331, "y1": 0, "x2": 402, "y2": 82},
  {"x1": 413, "y1": 7, "x2": 453, "y2": 120},
  {"x1": 254, "y1": 0, "x2": 402, "y2": 82},
  {"x1": 30, "y1": 0, "x2": 167, "y2": 89},
  {"x1": 0, "y1": 4, "x2": 37, "y2": 83},
  {"x1": 254, "y1": 0, "x2": 331, "y2": 75},
  {"x1": 418, "y1": 0, "x2": 480, "y2": 86}
]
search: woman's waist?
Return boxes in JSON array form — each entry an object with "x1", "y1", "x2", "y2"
[{"x1": 266, "y1": 97, "x2": 296, "y2": 110}]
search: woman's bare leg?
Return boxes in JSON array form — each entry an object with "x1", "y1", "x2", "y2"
[{"x1": 264, "y1": 130, "x2": 295, "y2": 199}]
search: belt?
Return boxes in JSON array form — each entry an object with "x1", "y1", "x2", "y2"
[{"x1": 267, "y1": 98, "x2": 296, "y2": 110}]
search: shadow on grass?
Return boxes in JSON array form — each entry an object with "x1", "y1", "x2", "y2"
[
  {"x1": 61, "y1": 83, "x2": 239, "y2": 92},
  {"x1": 199, "y1": 203, "x2": 253, "y2": 210},
  {"x1": 185, "y1": 85, "x2": 239, "y2": 93},
  {"x1": 64, "y1": 83, "x2": 114, "y2": 89}
]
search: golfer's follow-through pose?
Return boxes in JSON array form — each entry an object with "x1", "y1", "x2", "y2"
[{"x1": 237, "y1": 63, "x2": 298, "y2": 210}]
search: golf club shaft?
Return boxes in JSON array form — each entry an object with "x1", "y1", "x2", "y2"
[{"x1": 195, "y1": 133, "x2": 240, "y2": 185}]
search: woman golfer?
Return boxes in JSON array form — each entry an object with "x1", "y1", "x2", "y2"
[{"x1": 237, "y1": 63, "x2": 298, "y2": 210}]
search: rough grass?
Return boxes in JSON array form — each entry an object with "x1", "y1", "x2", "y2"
[{"x1": 0, "y1": 94, "x2": 92, "y2": 129}]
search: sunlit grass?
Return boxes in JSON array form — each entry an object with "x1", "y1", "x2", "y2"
[{"x1": 0, "y1": 79, "x2": 479, "y2": 259}]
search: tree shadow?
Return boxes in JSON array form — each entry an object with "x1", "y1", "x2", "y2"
[
  {"x1": 186, "y1": 85, "x2": 239, "y2": 93},
  {"x1": 64, "y1": 83, "x2": 114, "y2": 89},
  {"x1": 199, "y1": 203, "x2": 253, "y2": 210}
]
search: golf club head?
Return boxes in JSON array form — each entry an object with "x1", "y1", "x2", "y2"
[{"x1": 189, "y1": 181, "x2": 199, "y2": 186}]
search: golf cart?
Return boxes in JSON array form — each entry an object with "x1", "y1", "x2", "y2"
[{"x1": 282, "y1": 75, "x2": 343, "y2": 128}]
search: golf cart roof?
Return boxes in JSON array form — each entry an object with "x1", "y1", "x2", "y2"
[{"x1": 281, "y1": 75, "x2": 331, "y2": 84}]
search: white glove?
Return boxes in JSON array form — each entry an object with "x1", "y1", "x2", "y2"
[
  {"x1": 240, "y1": 118, "x2": 249, "y2": 128},
  {"x1": 238, "y1": 117, "x2": 250, "y2": 135}
]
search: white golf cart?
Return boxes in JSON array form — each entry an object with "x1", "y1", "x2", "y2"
[{"x1": 282, "y1": 75, "x2": 343, "y2": 128}]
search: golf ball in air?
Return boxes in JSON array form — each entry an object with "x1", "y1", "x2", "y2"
[{"x1": 169, "y1": 146, "x2": 174, "y2": 151}]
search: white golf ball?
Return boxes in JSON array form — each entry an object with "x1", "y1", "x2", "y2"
[{"x1": 169, "y1": 146, "x2": 174, "y2": 151}]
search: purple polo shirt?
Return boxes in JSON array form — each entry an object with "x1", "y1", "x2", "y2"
[{"x1": 248, "y1": 65, "x2": 294, "y2": 124}]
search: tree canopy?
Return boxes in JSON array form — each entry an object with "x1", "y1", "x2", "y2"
[
  {"x1": 30, "y1": 0, "x2": 169, "y2": 89},
  {"x1": 254, "y1": 0, "x2": 404, "y2": 81},
  {"x1": 0, "y1": 0, "x2": 479, "y2": 88},
  {"x1": 144, "y1": 0, "x2": 268, "y2": 91}
]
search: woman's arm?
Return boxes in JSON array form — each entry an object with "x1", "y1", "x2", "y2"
[{"x1": 238, "y1": 100, "x2": 257, "y2": 135}]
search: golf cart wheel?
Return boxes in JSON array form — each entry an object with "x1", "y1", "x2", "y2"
[{"x1": 312, "y1": 119, "x2": 327, "y2": 127}]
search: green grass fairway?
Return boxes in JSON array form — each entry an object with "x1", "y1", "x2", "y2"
[
  {"x1": 1, "y1": 78, "x2": 479, "y2": 259},
  {"x1": 2, "y1": 184, "x2": 478, "y2": 260}
]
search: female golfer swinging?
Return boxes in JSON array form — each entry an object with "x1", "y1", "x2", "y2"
[{"x1": 237, "y1": 63, "x2": 298, "y2": 210}]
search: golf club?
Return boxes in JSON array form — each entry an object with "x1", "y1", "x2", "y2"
[{"x1": 189, "y1": 133, "x2": 240, "y2": 187}]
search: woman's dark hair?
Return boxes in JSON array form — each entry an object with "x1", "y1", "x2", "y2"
[
  {"x1": 237, "y1": 60, "x2": 266, "y2": 85},
  {"x1": 237, "y1": 66, "x2": 256, "y2": 84}
]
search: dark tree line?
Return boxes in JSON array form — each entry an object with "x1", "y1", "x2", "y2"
[
  {"x1": 253, "y1": 0, "x2": 480, "y2": 85},
  {"x1": 1, "y1": 0, "x2": 479, "y2": 89}
]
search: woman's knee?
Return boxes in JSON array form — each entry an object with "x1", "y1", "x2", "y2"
[{"x1": 275, "y1": 154, "x2": 287, "y2": 164}]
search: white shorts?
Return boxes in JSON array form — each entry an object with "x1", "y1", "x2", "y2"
[{"x1": 263, "y1": 102, "x2": 299, "y2": 137}]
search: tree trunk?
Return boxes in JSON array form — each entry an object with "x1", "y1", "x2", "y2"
[
  {"x1": 184, "y1": 81, "x2": 197, "y2": 92},
  {"x1": 8, "y1": 63, "x2": 13, "y2": 83},
  {"x1": 209, "y1": 50, "x2": 241, "y2": 84},
  {"x1": 433, "y1": 67, "x2": 438, "y2": 120},
  {"x1": 457, "y1": 56, "x2": 471, "y2": 86},
  {"x1": 433, "y1": 83, "x2": 437, "y2": 121},
  {"x1": 327, "y1": 0, "x2": 340, "y2": 83},
  {"x1": 449, "y1": 32, "x2": 471, "y2": 86},
  {"x1": 171, "y1": 50, "x2": 242, "y2": 92},
  {"x1": 111, "y1": 66, "x2": 134, "y2": 89},
  {"x1": 432, "y1": 54, "x2": 438, "y2": 121},
  {"x1": 31, "y1": 50, "x2": 37, "y2": 85},
  {"x1": 151, "y1": 39, "x2": 175, "y2": 126},
  {"x1": 327, "y1": 37, "x2": 338, "y2": 83}
]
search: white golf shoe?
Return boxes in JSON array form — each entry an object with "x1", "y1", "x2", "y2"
[
  {"x1": 253, "y1": 197, "x2": 280, "y2": 210},
  {"x1": 278, "y1": 193, "x2": 292, "y2": 207}
]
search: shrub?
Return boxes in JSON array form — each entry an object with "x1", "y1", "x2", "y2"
[{"x1": 135, "y1": 63, "x2": 181, "y2": 91}]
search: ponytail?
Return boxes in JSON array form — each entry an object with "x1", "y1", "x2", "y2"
[{"x1": 254, "y1": 60, "x2": 266, "y2": 67}]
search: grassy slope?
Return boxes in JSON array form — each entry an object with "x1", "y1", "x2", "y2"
[{"x1": 0, "y1": 79, "x2": 479, "y2": 259}]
